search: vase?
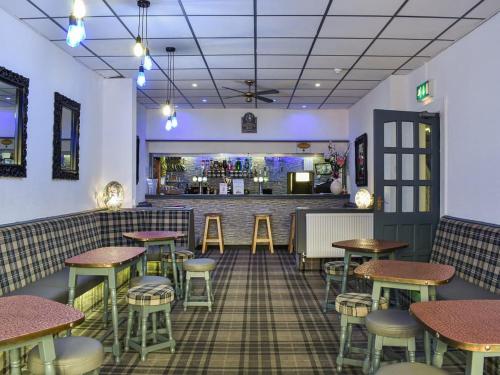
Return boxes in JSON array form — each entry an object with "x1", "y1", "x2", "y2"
[{"x1": 330, "y1": 179, "x2": 343, "y2": 195}]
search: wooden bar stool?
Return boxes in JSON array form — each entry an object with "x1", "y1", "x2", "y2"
[
  {"x1": 202, "y1": 213, "x2": 224, "y2": 254},
  {"x1": 251, "y1": 213, "x2": 274, "y2": 254},
  {"x1": 288, "y1": 212, "x2": 296, "y2": 253}
]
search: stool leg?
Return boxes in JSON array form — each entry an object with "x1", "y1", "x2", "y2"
[
  {"x1": 141, "y1": 311, "x2": 148, "y2": 361},
  {"x1": 165, "y1": 306, "x2": 175, "y2": 353},
  {"x1": 152, "y1": 312, "x2": 158, "y2": 344},
  {"x1": 205, "y1": 271, "x2": 213, "y2": 312},
  {"x1": 177, "y1": 263, "x2": 184, "y2": 297},
  {"x1": 252, "y1": 217, "x2": 259, "y2": 254},
  {"x1": 202, "y1": 216, "x2": 209, "y2": 254},
  {"x1": 323, "y1": 276, "x2": 331, "y2": 313},
  {"x1": 363, "y1": 333, "x2": 373, "y2": 374},
  {"x1": 209, "y1": 275, "x2": 215, "y2": 304},
  {"x1": 103, "y1": 279, "x2": 109, "y2": 328},
  {"x1": 9, "y1": 349, "x2": 21, "y2": 375},
  {"x1": 216, "y1": 217, "x2": 224, "y2": 254},
  {"x1": 266, "y1": 217, "x2": 274, "y2": 254},
  {"x1": 408, "y1": 337, "x2": 416, "y2": 363},
  {"x1": 336, "y1": 314, "x2": 348, "y2": 372},
  {"x1": 346, "y1": 324, "x2": 353, "y2": 354},
  {"x1": 125, "y1": 308, "x2": 134, "y2": 351},
  {"x1": 184, "y1": 273, "x2": 191, "y2": 311},
  {"x1": 371, "y1": 336, "x2": 383, "y2": 374}
]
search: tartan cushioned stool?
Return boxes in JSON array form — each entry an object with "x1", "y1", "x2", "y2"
[
  {"x1": 28, "y1": 336, "x2": 104, "y2": 375},
  {"x1": 375, "y1": 362, "x2": 448, "y2": 374},
  {"x1": 162, "y1": 249, "x2": 195, "y2": 295},
  {"x1": 324, "y1": 260, "x2": 360, "y2": 312},
  {"x1": 335, "y1": 293, "x2": 389, "y2": 373},
  {"x1": 130, "y1": 275, "x2": 172, "y2": 288},
  {"x1": 125, "y1": 284, "x2": 176, "y2": 361},
  {"x1": 183, "y1": 258, "x2": 216, "y2": 312},
  {"x1": 365, "y1": 309, "x2": 422, "y2": 374}
]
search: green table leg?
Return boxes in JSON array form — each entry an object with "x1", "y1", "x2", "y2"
[
  {"x1": 168, "y1": 240, "x2": 180, "y2": 296},
  {"x1": 67, "y1": 268, "x2": 77, "y2": 336},
  {"x1": 108, "y1": 269, "x2": 121, "y2": 363},
  {"x1": 341, "y1": 251, "x2": 352, "y2": 294},
  {"x1": 9, "y1": 349, "x2": 21, "y2": 375},
  {"x1": 363, "y1": 281, "x2": 383, "y2": 374},
  {"x1": 432, "y1": 339, "x2": 448, "y2": 368},
  {"x1": 38, "y1": 335, "x2": 57, "y2": 375},
  {"x1": 419, "y1": 286, "x2": 432, "y2": 365},
  {"x1": 466, "y1": 352, "x2": 485, "y2": 375}
]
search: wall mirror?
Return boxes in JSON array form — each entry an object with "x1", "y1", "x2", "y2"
[
  {"x1": 52, "y1": 92, "x2": 80, "y2": 180},
  {"x1": 0, "y1": 66, "x2": 29, "y2": 177}
]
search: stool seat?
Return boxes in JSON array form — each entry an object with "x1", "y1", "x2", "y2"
[
  {"x1": 184, "y1": 258, "x2": 216, "y2": 272},
  {"x1": 28, "y1": 336, "x2": 104, "y2": 375},
  {"x1": 163, "y1": 249, "x2": 195, "y2": 263},
  {"x1": 335, "y1": 293, "x2": 389, "y2": 318},
  {"x1": 205, "y1": 212, "x2": 222, "y2": 217},
  {"x1": 375, "y1": 362, "x2": 448, "y2": 375},
  {"x1": 128, "y1": 284, "x2": 175, "y2": 306},
  {"x1": 254, "y1": 213, "x2": 272, "y2": 217},
  {"x1": 130, "y1": 275, "x2": 172, "y2": 288},
  {"x1": 324, "y1": 260, "x2": 359, "y2": 276},
  {"x1": 366, "y1": 309, "x2": 421, "y2": 338}
]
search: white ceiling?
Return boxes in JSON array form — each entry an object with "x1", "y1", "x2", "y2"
[{"x1": 1, "y1": 0, "x2": 499, "y2": 110}]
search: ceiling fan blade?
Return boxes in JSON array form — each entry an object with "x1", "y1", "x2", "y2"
[
  {"x1": 256, "y1": 96, "x2": 274, "y2": 104},
  {"x1": 222, "y1": 87, "x2": 247, "y2": 94},
  {"x1": 256, "y1": 89, "x2": 279, "y2": 95},
  {"x1": 223, "y1": 94, "x2": 244, "y2": 99}
]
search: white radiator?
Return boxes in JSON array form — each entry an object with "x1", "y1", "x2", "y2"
[{"x1": 305, "y1": 213, "x2": 374, "y2": 258}]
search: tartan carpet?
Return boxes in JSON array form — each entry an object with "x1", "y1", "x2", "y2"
[{"x1": 73, "y1": 249, "x2": 472, "y2": 374}]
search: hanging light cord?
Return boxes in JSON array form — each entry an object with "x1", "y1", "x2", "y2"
[{"x1": 172, "y1": 50, "x2": 175, "y2": 105}]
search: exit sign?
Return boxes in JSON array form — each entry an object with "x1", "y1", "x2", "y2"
[{"x1": 416, "y1": 80, "x2": 432, "y2": 102}]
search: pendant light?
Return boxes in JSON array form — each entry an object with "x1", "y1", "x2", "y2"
[
  {"x1": 137, "y1": 65, "x2": 146, "y2": 87},
  {"x1": 133, "y1": 1, "x2": 150, "y2": 57},
  {"x1": 66, "y1": 0, "x2": 86, "y2": 47},
  {"x1": 163, "y1": 47, "x2": 177, "y2": 132}
]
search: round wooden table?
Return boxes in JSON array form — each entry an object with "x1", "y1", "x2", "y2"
[
  {"x1": 411, "y1": 300, "x2": 500, "y2": 375},
  {"x1": 332, "y1": 239, "x2": 409, "y2": 294},
  {"x1": 354, "y1": 259, "x2": 455, "y2": 370},
  {"x1": 0, "y1": 295, "x2": 84, "y2": 375},
  {"x1": 123, "y1": 231, "x2": 186, "y2": 296}
]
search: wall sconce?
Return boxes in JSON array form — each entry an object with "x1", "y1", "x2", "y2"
[
  {"x1": 355, "y1": 188, "x2": 374, "y2": 209},
  {"x1": 103, "y1": 181, "x2": 124, "y2": 211}
]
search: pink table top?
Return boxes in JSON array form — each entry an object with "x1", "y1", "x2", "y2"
[
  {"x1": 65, "y1": 246, "x2": 145, "y2": 268},
  {"x1": 354, "y1": 260, "x2": 455, "y2": 286},
  {"x1": 0, "y1": 295, "x2": 84, "y2": 345},
  {"x1": 332, "y1": 239, "x2": 408, "y2": 254},
  {"x1": 123, "y1": 231, "x2": 186, "y2": 242},
  {"x1": 411, "y1": 300, "x2": 500, "y2": 352}
]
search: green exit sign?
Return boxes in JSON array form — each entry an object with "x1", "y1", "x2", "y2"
[{"x1": 416, "y1": 80, "x2": 432, "y2": 102}]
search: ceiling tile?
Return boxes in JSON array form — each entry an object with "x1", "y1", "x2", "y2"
[
  {"x1": 104, "y1": 56, "x2": 144, "y2": 70},
  {"x1": 258, "y1": 38, "x2": 313, "y2": 54},
  {"x1": 345, "y1": 69, "x2": 392, "y2": 80},
  {"x1": 95, "y1": 69, "x2": 122, "y2": 78},
  {"x1": 75, "y1": 56, "x2": 110, "y2": 70},
  {"x1": 23, "y1": 18, "x2": 67, "y2": 40},
  {"x1": 224, "y1": 103, "x2": 258, "y2": 108},
  {"x1": 294, "y1": 89, "x2": 332, "y2": 96},
  {"x1": 52, "y1": 41, "x2": 92, "y2": 57},
  {"x1": 119, "y1": 69, "x2": 166, "y2": 80},
  {"x1": 380, "y1": 17, "x2": 455, "y2": 39},
  {"x1": 30, "y1": 0, "x2": 112, "y2": 17},
  {"x1": 199, "y1": 38, "x2": 254, "y2": 54},
  {"x1": 321, "y1": 103, "x2": 352, "y2": 109},
  {"x1": 289, "y1": 103, "x2": 320, "y2": 109},
  {"x1": 400, "y1": 0, "x2": 480, "y2": 17},
  {"x1": 139, "y1": 80, "x2": 168, "y2": 89},
  {"x1": 328, "y1": 0, "x2": 405, "y2": 16},
  {"x1": 418, "y1": 40, "x2": 453, "y2": 56},
  {"x1": 258, "y1": 55, "x2": 307, "y2": 68},
  {"x1": 468, "y1": 0, "x2": 500, "y2": 18},
  {"x1": 312, "y1": 39, "x2": 372, "y2": 55},
  {"x1": 258, "y1": 69, "x2": 301, "y2": 79},
  {"x1": 206, "y1": 55, "x2": 254, "y2": 68},
  {"x1": 302, "y1": 69, "x2": 347, "y2": 80},
  {"x1": 173, "y1": 69, "x2": 212, "y2": 80},
  {"x1": 211, "y1": 69, "x2": 255, "y2": 80},
  {"x1": 337, "y1": 80, "x2": 380, "y2": 90},
  {"x1": 121, "y1": 16, "x2": 192, "y2": 38},
  {"x1": 440, "y1": 19, "x2": 483, "y2": 40},
  {"x1": 0, "y1": 2, "x2": 44, "y2": 18},
  {"x1": 258, "y1": 16, "x2": 321, "y2": 37},
  {"x1": 393, "y1": 69, "x2": 412, "y2": 75},
  {"x1": 326, "y1": 96, "x2": 359, "y2": 104},
  {"x1": 366, "y1": 39, "x2": 429, "y2": 56},
  {"x1": 242, "y1": 79, "x2": 297, "y2": 89},
  {"x1": 105, "y1": 0, "x2": 183, "y2": 16},
  {"x1": 177, "y1": 89, "x2": 218, "y2": 96},
  {"x1": 189, "y1": 16, "x2": 253, "y2": 37},
  {"x1": 401, "y1": 56, "x2": 429, "y2": 70},
  {"x1": 258, "y1": 103, "x2": 289, "y2": 109},
  {"x1": 297, "y1": 80, "x2": 339, "y2": 89},
  {"x1": 320, "y1": 16, "x2": 389, "y2": 38},
  {"x1": 257, "y1": 0, "x2": 329, "y2": 15},
  {"x1": 82, "y1": 16, "x2": 131, "y2": 39},
  {"x1": 332, "y1": 89, "x2": 370, "y2": 96},
  {"x1": 148, "y1": 39, "x2": 200, "y2": 55},
  {"x1": 154, "y1": 55, "x2": 206, "y2": 69},
  {"x1": 191, "y1": 96, "x2": 222, "y2": 104},
  {"x1": 175, "y1": 80, "x2": 215, "y2": 89},
  {"x1": 183, "y1": 0, "x2": 253, "y2": 15},
  {"x1": 306, "y1": 55, "x2": 357, "y2": 69},
  {"x1": 356, "y1": 56, "x2": 408, "y2": 69},
  {"x1": 291, "y1": 96, "x2": 325, "y2": 104},
  {"x1": 84, "y1": 39, "x2": 138, "y2": 56}
]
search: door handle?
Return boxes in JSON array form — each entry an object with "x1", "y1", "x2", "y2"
[{"x1": 376, "y1": 196, "x2": 384, "y2": 211}]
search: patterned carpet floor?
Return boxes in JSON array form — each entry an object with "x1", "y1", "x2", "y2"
[{"x1": 73, "y1": 248, "x2": 476, "y2": 374}]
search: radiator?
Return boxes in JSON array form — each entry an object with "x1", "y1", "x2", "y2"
[{"x1": 305, "y1": 213, "x2": 374, "y2": 258}]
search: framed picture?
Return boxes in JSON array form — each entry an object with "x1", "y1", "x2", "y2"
[
  {"x1": 355, "y1": 133, "x2": 368, "y2": 186},
  {"x1": 314, "y1": 162, "x2": 332, "y2": 176}
]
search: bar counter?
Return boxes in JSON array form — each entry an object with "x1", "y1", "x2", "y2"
[{"x1": 146, "y1": 193, "x2": 351, "y2": 246}]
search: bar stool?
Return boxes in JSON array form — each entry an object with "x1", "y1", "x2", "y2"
[
  {"x1": 184, "y1": 258, "x2": 216, "y2": 312},
  {"x1": 335, "y1": 293, "x2": 389, "y2": 373},
  {"x1": 162, "y1": 249, "x2": 195, "y2": 296},
  {"x1": 125, "y1": 283, "x2": 176, "y2": 361},
  {"x1": 28, "y1": 336, "x2": 104, "y2": 375},
  {"x1": 202, "y1": 213, "x2": 224, "y2": 254},
  {"x1": 365, "y1": 309, "x2": 422, "y2": 374},
  {"x1": 251, "y1": 213, "x2": 274, "y2": 254},
  {"x1": 130, "y1": 275, "x2": 171, "y2": 288},
  {"x1": 288, "y1": 212, "x2": 296, "y2": 253},
  {"x1": 323, "y1": 260, "x2": 360, "y2": 312},
  {"x1": 375, "y1": 363, "x2": 448, "y2": 374}
]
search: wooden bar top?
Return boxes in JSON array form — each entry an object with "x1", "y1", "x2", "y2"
[
  {"x1": 123, "y1": 231, "x2": 186, "y2": 242},
  {"x1": 65, "y1": 246, "x2": 146, "y2": 268},
  {"x1": 354, "y1": 260, "x2": 455, "y2": 286},
  {"x1": 0, "y1": 296, "x2": 84, "y2": 346},
  {"x1": 411, "y1": 300, "x2": 500, "y2": 352},
  {"x1": 332, "y1": 239, "x2": 408, "y2": 254}
]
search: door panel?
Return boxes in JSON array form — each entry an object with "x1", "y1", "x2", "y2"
[{"x1": 374, "y1": 110, "x2": 440, "y2": 261}]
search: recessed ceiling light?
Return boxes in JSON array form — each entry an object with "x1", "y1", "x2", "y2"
[
  {"x1": 315, "y1": 83, "x2": 321, "y2": 87},
  {"x1": 272, "y1": 99, "x2": 276, "y2": 102},
  {"x1": 334, "y1": 68, "x2": 343, "y2": 74},
  {"x1": 5, "y1": 97, "x2": 11, "y2": 100},
  {"x1": 202, "y1": 99, "x2": 207, "y2": 103},
  {"x1": 192, "y1": 83, "x2": 198, "y2": 87},
  {"x1": 302, "y1": 105, "x2": 307, "y2": 109},
  {"x1": 175, "y1": 105, "x2": 178, "y2": 108}
]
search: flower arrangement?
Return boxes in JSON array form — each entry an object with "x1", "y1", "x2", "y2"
[{"x1": 325, "y1": 141, "x2": 350, "y2": 179}]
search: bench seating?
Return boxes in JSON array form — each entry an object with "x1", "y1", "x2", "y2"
[
  {"x1": 430, "y1": 216, "x2": 499, "y2": 300},
  {"x1": 0, "y1": 208, "x2": 194, "y2": 303}
]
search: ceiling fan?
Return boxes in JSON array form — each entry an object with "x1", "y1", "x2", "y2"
[{"x1": 222, "y1": 80, "x2": 279, "y2": 103}]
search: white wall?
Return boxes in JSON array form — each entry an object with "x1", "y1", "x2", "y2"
[
  {"x1": 136, "y1": 103, "x2": 148, "y2": 202},
  {"x1": 348, "y1": 13, "x2": 500, "y2": 224}
]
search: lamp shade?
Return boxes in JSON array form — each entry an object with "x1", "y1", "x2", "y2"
[
  {"x1": 355, "y1": 188, "x2": 373, "y2": 209},
  {"x1": 103, "y1": 181, "x2": 124, "y2": 211}
]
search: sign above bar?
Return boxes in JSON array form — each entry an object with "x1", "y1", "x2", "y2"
[{"x1": 416, "y1": 80, "x2": 432, "y2": 103}]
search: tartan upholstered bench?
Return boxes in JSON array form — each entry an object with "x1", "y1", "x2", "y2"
[
  {"x1": 0, "y1": 208, "x2": 194, "y2": 303},
  {"x1": 430, "y1": 216, "x2": 499, "y2": 300}
]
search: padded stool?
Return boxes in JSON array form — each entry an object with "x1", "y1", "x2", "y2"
[
  {"x1": 335, "y1": 293, "x2": 389, "y2": 373},
  {"x1": 125, "y1": 284, "x2": 176, "y2": 361},
  {"x1": 366, "y1": 309, "x2": 422, "y2": 373},
  {"x1": 28, "y1": 336, "x2": 104, "y2": 375},
  {"x1": 162, "y1": 249, "x2": 194, "y2": 296},
  {"x1": 202, "y1": 213, "x2": 224, "y2": 254},
  {"x1": 323, "y1": 260, "x2": 360, "y2": 312},
  {"x1": 375, "y1": 362, "x2": 449, "y2": 375},
  {"x1": 130, "y1": 275, "x2": 172, "y2": 288},
  {"x1": 288, "y1": 212, "x2": 296, "y2": 253},
  {"x1": 183, "y1": 258, "x2": 216, "y2": 312},
  {"x1": 251, "y1": 213, "x2": 274, "y2": 254}
]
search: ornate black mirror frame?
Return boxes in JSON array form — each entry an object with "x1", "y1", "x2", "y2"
[
  {"x1": 52, "y1": 92, "x2": 80, "y2": 180},
  {"x1": 0, "y1": 66, "x2": 29, "y2": 178}
]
